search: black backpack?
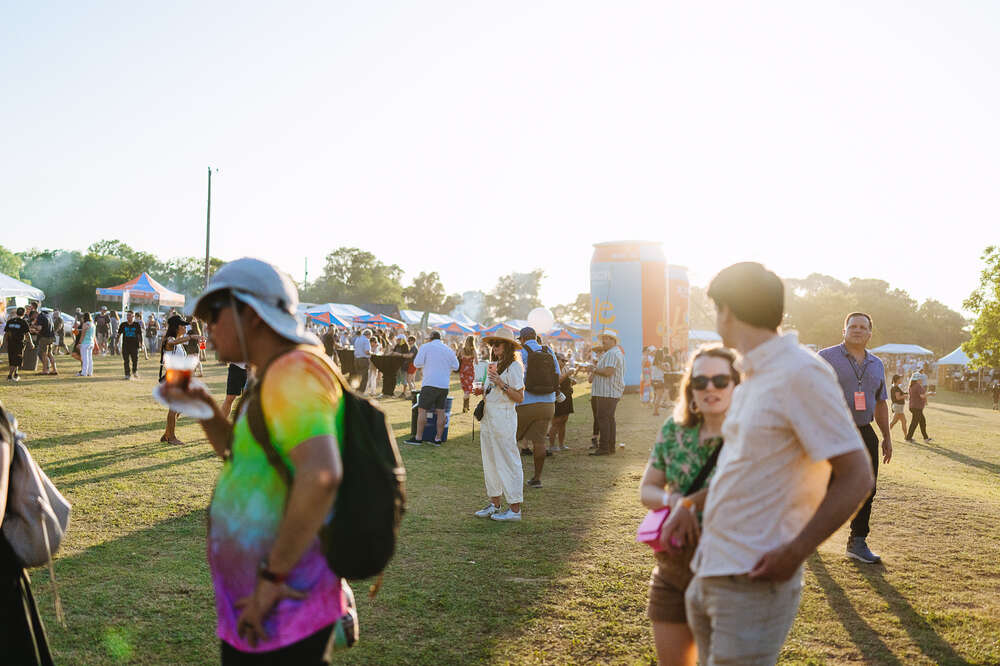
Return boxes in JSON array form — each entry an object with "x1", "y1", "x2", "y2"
[
  {"x1": 523, "y1": 344, "x2": 560, "y2": 394},
  {"x1": 245, "y1": 346, "x2": 406, "y2": 582}
]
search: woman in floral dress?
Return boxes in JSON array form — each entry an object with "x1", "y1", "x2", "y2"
[{"x1": 458, "y1": 335, "x2": 478, "y2": 413}]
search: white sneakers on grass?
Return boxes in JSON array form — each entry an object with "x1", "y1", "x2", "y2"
[
  {"x1": 474, "y1": 503, "x2": 499, "y2": 518},
  {"x1": 473, "y1": 504, "x2": 522, "y2": 521}
]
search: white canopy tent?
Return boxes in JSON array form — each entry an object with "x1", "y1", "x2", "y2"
[
  {"x1": 0, "y1": 273, "x2": 44, "y2": 302},
  {"x1": 870, "y1": 343, "x2": 934, "y2": 356},
  {"x1": 937, "y1": 346, "x2": 972, "y2": 366}
]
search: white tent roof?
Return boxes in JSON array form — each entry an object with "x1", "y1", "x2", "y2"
[
  {"x1": 398, "y1": 309, "x2": 455, "y2": 326},
  {"x1": 937, "y1": 346, "x2": 972, "y2": 366},
  {"x1": 870, "y1": 343, "x2": 934, "y2": 356},
  {"x1": 0, "y1": 273, "x2": 44, "y2": 301}
]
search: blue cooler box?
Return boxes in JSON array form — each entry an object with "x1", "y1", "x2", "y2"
[{"x1": 410, "y1": 392, "x2": 454, "y2": 442}]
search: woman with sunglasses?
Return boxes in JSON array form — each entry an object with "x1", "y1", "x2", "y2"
[
  {"x1": 474, "y1": 328, "x2": 525, "y2": 522},
  {"x1": 638, "y1": 344, "x2": 740, "y2": 666}
]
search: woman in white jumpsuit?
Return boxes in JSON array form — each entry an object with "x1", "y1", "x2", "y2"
[{"x1": 474, "y1": 328, "x2": 525, "y2": 522}]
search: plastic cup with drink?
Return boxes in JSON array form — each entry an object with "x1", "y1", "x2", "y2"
[{"x1": 163, "y1": 353, "x2": 198, "y2": 390}]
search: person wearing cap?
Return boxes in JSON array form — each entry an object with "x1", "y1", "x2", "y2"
[
  {"x1": 516, "y1": 326, "x2": 560, "y2": 488},
  {"x1": 94, "y1": 306, "x2": 111, "y2": 355},
  {"x1": 680, "y1": 262, "x2": 872, "y2": 665},
  {"x1": 352, "y1": 329, "x2": 373, "y2": 393},
  {"x1": 589, "y1": 329, "x2": 625, "y2": 456},
  {"x1": 162, "y1": 258, "x2": 353, "y2": 660},
  {"x1": 407, "y1": 330, "x2": 460, "y2": 445}
]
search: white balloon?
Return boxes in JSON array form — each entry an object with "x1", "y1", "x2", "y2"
[{"x1": 527, "y1": 307, "x2": 555, "y2": 334}]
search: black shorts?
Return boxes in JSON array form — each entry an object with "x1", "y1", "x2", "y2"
[
  {"x1": 417, "y1": 386, "x2": 449, "y2": 411},
  {"x1": 227, "y1": 364, "x2": 249, "y2": 396}
]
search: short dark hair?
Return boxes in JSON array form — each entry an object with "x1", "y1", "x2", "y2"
[
  {"x1": 844, "y1": 312, "x2": 873, "y2": 330},
  {"x1": 707, "y1": 262, "x2": 784, "y2": 330},
  {"x1": 892, "y1": 374, "x2": 901, "y2": 383},
  {"x1": 429, "y1": 331, "x2": 442, "y2": 341},
  {"x1": 15, "y1": 307, "x2": 25, "y2": 316}
]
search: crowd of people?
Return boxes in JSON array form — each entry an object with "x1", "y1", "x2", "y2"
[{"x1": 0, "y1": 257, "x2": 985, "y2": 665}]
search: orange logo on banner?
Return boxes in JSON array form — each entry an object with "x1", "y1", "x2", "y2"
[{"x1": 595, "y1": 299, "x2": 616, "y2": 325}]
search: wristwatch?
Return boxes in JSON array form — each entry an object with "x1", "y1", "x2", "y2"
[{"x1": 257, "y1": 558, "x2": 289, "y2": 584}]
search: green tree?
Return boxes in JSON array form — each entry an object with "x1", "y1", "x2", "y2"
[
  {"x1": 553, "y1": 293, "x2": 590, "y2": 323},
  {"x1": 403, "y1": 272, "x2": 449, "y2": 312},
  {"x1": 487, "y1": 270, "x2": 545, "y2": 320},
  {"x1": 305, "y1": 248, "x2": 403, "y2": 305},
  {"x1": 688, "y1": 286, "x2": 716, "y2": 331},
  {"x1": 155, "y1": 256, "x2": 225, "y2": 299},
  {"x1": 0, "y1": 245, "x2": 23, "y2": 279},
  {"x1": 963, "y1": 246, "x2": 1000, "y2": 369}
]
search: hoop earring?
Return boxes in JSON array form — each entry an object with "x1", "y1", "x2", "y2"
[{"x1": 689, "y1": 400, "x2": 699, "y2": 414}]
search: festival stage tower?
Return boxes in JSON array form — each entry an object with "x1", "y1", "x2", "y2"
[{"x1": 590, "y1": 241, "x2": 668, "y2": 390}]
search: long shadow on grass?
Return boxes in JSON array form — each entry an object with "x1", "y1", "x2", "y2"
[
  {"x1": 27, "y1": 420, "x2": 167, "y2": 449},
  {"x1": 854, "y1": 563, "x2": 971, "y2": 665},
  {"x1": 806, "y1": 555, "x2": 901, "y2": 665},
  {"x1": 58, "y1": 449, "x2": 216, "y2": 490},
  {"x1": 34, "y1": 510, "x2": 218, "y2": 664},
  {"x1": 905, "y1": 439, "x2": 1000, "y2": 476}
]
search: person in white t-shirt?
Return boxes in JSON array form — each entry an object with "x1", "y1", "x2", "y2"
[{"x1": 660, "y1": 262, "x2": 873, "y2": 665}]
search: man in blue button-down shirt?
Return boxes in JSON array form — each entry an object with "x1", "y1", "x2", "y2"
[
  {"x1": 818, "y1": 312, "x2": 893, "y2": 565},
  {"x1": 516, "y1": 327, "x2": 560, "y2": 489}
]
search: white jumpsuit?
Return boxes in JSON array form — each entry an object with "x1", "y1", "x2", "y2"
[{"x1": 479, "y1": 360, "x2": 525, "y2": 504}]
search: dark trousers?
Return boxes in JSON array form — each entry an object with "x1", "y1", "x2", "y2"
[
  {"x1": 590, "y1": 396, "x2": 599, "y2": 441},
  {"x1": 850, "y1": 424, "x2": 880, "y2": 539},
  {"x1": 220, "y1": 624, "x2": 333, "y2": 665},
  {"x1": 594, "y1": 396, "x2": 620, "y2": 454},
  {"x1": 906, "y1": 408, "x2": 928, "y2": 439},
  {"x1": 353, "y1": 358, "x2": 370, "y2": 393},
  {"x1": 122, "y1": 345, "x2": 139, "y2": 376}
]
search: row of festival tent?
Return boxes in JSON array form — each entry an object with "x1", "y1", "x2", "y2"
[{"x1": 301, "y1": 303, "x2": 585, "y2": 341}]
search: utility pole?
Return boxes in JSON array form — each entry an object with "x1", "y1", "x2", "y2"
[
  {"x1": 204, "y1": 167, "x2": 213, "y2": 288},
  {"x1": 304, "y1": 257, "x2": 308, "y2": 288}
]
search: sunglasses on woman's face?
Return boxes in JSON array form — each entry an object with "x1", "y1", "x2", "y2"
[{"x1": 691, "y1": 374, "x2": 733, "y2": 391}]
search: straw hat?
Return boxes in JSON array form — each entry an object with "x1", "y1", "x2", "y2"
[
  {"x1": 481, "y1": 327, "x2": 522, "y2": 349},
  {"x1": 600, "y1": 328, "x2": 620, "y2": 342}
]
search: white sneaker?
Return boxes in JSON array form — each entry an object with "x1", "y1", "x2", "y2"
[
  {"x1": 490, "y1": 508, "x2": 522, "y2": 522},
  {"x1": 474, "y1": 503, "x2": 499, "y2": 518}
]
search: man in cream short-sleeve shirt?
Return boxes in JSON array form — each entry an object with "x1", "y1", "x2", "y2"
[{"x1": 685, "y1": 262, "x2": 874, "y2": 665}]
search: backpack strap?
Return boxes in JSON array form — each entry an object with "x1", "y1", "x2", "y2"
[{"x1": 243, "y1": 344, "x2": 349, "y2": 489}]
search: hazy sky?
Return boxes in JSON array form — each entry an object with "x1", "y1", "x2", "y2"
[{"x1": 2, "y1": 2, "x2": 996, "y2": 313}]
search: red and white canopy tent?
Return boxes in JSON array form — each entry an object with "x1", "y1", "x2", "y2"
[{"x1": 95, "y1": 272, "x2": 185, "y2": 309}]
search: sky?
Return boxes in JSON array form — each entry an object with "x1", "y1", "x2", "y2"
[{"x1": 1, "y1": 1, "x2": 997, "y2": 314}]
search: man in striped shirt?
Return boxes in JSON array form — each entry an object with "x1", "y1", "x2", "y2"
[{"x1": 589, "y1": 328, "x2": 625, "y2": 456}]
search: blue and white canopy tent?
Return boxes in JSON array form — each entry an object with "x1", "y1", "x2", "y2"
[{"x1": 95, "y1": 272, "x2": 184, "y2": 309}]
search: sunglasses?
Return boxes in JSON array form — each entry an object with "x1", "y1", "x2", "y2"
[
  {"x1": 202, "y1": 293, "x2": 234, "y2": 324},
  {"x1": 690, "y1": 374, "x2": 733, "y2": 390}
]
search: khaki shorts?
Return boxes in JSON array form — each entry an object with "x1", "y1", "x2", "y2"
[
  {"x1": 36, "y1": 337, "x2": 53, "y2": 357},
  {"x1": 516, "y1": 402, "x2": 555, "y2": 444},
  {"x1": 891, "y1": 403, "x2": 905, "y2": 414}
]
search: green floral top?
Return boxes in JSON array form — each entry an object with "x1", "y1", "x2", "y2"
[{"x1": 649, "y1": 416, "x2": 723, "y2": 493}]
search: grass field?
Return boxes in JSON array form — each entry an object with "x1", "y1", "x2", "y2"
[{"x1": 0, "y1": 354, "x2": 998, "y2": 664}]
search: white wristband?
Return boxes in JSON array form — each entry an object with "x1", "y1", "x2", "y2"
[{"x1": 662, "y1": 489, "x2": 673, "y2": 509}]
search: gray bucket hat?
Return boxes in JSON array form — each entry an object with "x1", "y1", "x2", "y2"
[{"x1": 193, "y1": 257, "x2": 319, "y2": 346}]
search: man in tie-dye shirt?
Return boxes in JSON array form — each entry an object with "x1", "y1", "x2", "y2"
[{"x1": 173, "y1": 258, "x2": 355, "y2": 664}]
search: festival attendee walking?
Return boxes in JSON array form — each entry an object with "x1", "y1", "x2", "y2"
[
  {"x1": 638, "y1": 345, "x2": 739, "y2": 666},
  {"x1": 589, "y1": 329, "x2": 625, "y2": 456},
  {"x1": 52, "y1": 308, "x2": 68, "y2": 356},
  {"x1": 458, "y1": 336, "x2": 477, "y2": 413},
  {"x1": 162, "y1": 258, "x2": 353, "y2": 661},
  {"x1": 888, "y1": 374, "x2": 908, "y2": 436},
  {"x1": 78, "y1": 312, "x2": 96, "y2": 377},
  {"x1": 31, "y1": 308, "x2": 56, "y2": 375},
  {"x1": 145, "y1": 314, "x2": 158, "y2": 354},
  {"x1": 109, "y1": 310, "x2": 120, "y2": 355},
  {"x1": 651, "y1": 348, "x2": 668, "y2": 417},
  {"x1": 515, "y1": 327, "x2": 560, "y2": 488},
  {"x1": 94, "y1": 306, "x2": 111, "y2": 355},
  {"x1": 475, "y1": 327, "x2": 525, "y2": 522},
  {"x1": 407, "y1": 331, "x2": 459, "y2": 446},
  {"x1": 682, "y1": 262, "x2": 873, "y2": 665},
  {"x1": 905, "y1": 377, "x2": 932, "y2": 443},
  {"x1": 352, "y1": 329, "x2": 372, "y2": 393},
  {"x1": 158, "y1": 316, "x2": 200, "y2": 445},
  {"x1": 818, "y1": 313, "x2": 893, "y2": 565},
  {"x1": 117, "y1": 310, "x2": 144, "y2": 380},
  {"x1": 4, "y1": 308, "x2": 29, "y2": 383},
  {"x1": 547, "y1": 354, "x2": 575, "y2": 453}
]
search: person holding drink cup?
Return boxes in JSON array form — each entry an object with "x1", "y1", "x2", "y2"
[
  {"x1": 473, "y1": 328, "x2": 525, "y2": 522},
  {"x1": 158, "y1": 315, "x2": 203, "y2": 445}
]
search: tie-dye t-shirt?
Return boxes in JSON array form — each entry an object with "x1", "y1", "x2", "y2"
[{"x1": 208, "y1": 349, "x2": 347, "y2": 652}]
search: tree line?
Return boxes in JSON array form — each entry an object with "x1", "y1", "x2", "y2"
[{"x1": 1, "y1": 242, "x2": 589, "y2": 324}]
